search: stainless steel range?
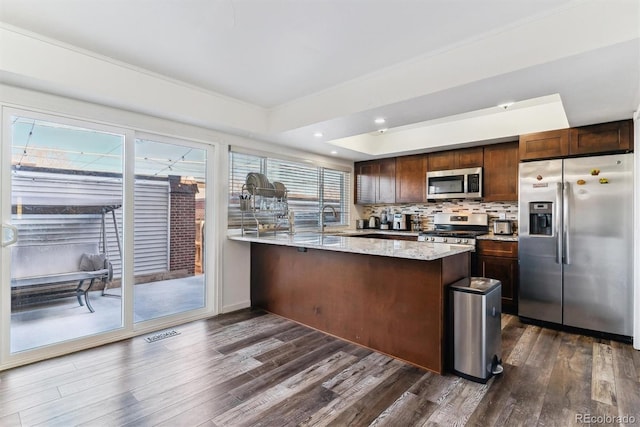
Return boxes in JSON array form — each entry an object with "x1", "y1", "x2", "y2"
[{"x1": 418, "y1": 213, "x2": 489, "y2": 250}]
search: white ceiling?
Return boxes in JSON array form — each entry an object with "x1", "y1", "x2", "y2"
[{"x1": 1, "y1": 0, "x2": 639, "y2": 161}]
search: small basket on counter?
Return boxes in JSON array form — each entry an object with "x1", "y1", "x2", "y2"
[{"x1": 239, "y1": 195, "x2": 252, "y2": 211}]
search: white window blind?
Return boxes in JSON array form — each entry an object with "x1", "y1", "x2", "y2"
[{"x1": 229, "y1": 151, "x2": 351, "y2": 230}]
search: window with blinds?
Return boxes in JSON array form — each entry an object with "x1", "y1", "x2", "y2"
[{"x1": 229, "y1": 151, "x2": 351, "y2": 230}]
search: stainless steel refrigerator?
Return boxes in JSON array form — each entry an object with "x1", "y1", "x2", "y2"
[{"x1": 518, "y1": 153, "x2": 634, "y2": 337}]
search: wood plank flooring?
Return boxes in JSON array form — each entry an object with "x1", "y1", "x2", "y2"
[{"x1": 1, "y1": 309, "x2": 638, "y2": 426}]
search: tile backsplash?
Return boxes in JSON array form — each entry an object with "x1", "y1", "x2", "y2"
[{"x1": 357, "y1": 200, "x2": 518, "y2": 231}]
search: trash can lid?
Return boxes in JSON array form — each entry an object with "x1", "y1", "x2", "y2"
[{"x1": 449, "y1": 277, "x2": 501, "y2": 294}]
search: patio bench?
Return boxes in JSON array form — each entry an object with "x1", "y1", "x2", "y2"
[{"x1": 10, "y1": 243, "x2": 112, "y2": 313}]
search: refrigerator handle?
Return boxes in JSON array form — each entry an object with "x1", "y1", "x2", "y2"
[
  {"x1": 555, "y1": 182, "x2": 563, "y2": 264},
  {"x1": 563, "y1": 181, "x2": 570, "y2": 265}
]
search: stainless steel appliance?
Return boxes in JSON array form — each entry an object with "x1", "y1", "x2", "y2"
[
  {"x1": 450, "y1": 277, "x2": 503, "y2": 383},
  {"x1": 380, "y1": 210, "x2": 388, "y2": 225},
  {"x1": 419, "y1": 213, "x2": 489, "y2": 252},
  {"x1": 392, "y1": 213, "x2": 410, "y2": 230},
  {"x1": 380, "y1": 210, "x2": 390, "y2": 229},
  {"x1": 493, "y1": 220, "x2": 513, "y2": 235},
  {"x1": 518, "y1": 153, "x2": 633, "y2": 337},
  {"x1": 427, "y1": 167, "x2": 482, "y2": 199}
]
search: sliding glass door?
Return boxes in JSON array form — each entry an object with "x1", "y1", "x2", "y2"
[
  {"x1": 1, "y1": 107, "x2": 214, "y2": 365},
  {"x1": 4, "y1": 112, "x2": 125, "y2": 353},
  {"x1": 132, "y1": 136, "x2": 207, "y2": 322}
]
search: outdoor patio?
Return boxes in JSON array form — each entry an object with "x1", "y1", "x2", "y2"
[{"x1": 10, "y1": 275, "x2": 205, "y2": 353}]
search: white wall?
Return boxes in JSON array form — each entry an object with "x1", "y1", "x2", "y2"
[
  {"x1": 0, "y1": 25, "x2": 267, "y2": 136},
  {"x1": 0, "y1": 19, "x2": 349, "y2": 316},
  {"x1": 0, "y1": 84, "x2": 350, "y2": 318},
  {"x1": 222, "y1": 239, "x2": 251, "y2": 313}
]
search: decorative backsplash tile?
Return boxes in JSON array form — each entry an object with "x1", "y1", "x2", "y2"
[{"x1": 360, "y1": 200, "x2": 518, "y2": 231}]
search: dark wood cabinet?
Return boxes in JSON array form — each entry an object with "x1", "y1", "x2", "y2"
[
  {"x1": 355, "y1": 161, "x2": 376, "y2": 204},
  {"x1": 395, "y1": 154, "x2": 428, "y2": 203},
  {"x1": 251, "y1": 242, "x2": 470, "y2": 374},
  {"x1": 483, "y1": 141, "x2": 519, "y2": 201},
  {"x1": 355, "y1": 158, "x2": 396, "y2": 204},
  {"x1": 569, "y1": 119, "x2": 633, "y2": 155},
  {"x1": 519, "y1": 129, "x2": 570, "y2": 160},
  {"x1": 475, "y1": 240, "x2": 518, "y2": 314},
  {"x1": 457, "y1": 147, "x2": 484, "y2": 168},
  {"x1": 428, "y1": 147, "x2": 483, "y2": 171},
  {"x1": 427, "y1": 151, "x2": 454, "y2": 171},
  {"x1": 356, "y1": 119, "x2": 633, "y2": 204},
  {"x1": 378, "y1": 158, "x2": 396, "y2": 203},
  {"x1": 520, "y1": 119, "x2": 633, "y2": 161}
]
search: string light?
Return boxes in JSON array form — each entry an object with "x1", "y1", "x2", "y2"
[{"x1": 17, "y1": 121, "x2": 35, "y2": 167}]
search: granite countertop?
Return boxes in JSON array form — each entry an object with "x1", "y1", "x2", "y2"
[
  {"x1": 477, "y1": 233, "x2": 519, "y2": 242},
  {"x1": 227, "y1": 231, "x2": 471, "y2": 261},
  {"x1": 334, "y1": 229, "x2": 420, "y2": 237},
  {"x1": 342, "y1": 228, "x2": 520, "y2": 242}
]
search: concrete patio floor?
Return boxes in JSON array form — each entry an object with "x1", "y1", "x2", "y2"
[{"x1": 10, "y1": 275, "x2": 205, "y2": 353}]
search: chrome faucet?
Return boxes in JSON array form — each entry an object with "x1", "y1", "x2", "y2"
[{"x1": 320, "y1": 204, "x2": 338, "y2": 232}]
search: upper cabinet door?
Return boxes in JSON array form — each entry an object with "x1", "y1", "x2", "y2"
[
  {"x1": 354, "y1": 158, "x2": 396, "y2": 204},
  {"x1": 395, "y1": 154, "x2": 428, "y2": 203},
  {"x1": 520, "y1": 120, "x2": 633, "y2": 161},
  {"x1": 483, "y1": 142, "x2": 518, "y2": 202},
  {"x1": 427, "y1": 151, "x2": 455, "y2": 171},
  {"x1": 377, "y1": 158, "x2": 396, "y2": 203},
  {"x1": 569, "y1": 120, "x2": 633, "y2": 155},
  {"x1": 428, "y1": 147, "x2": 483, "y2": 171},
  {"x1": 355, "y1": 161, "x2": 377, "y2": 204},
  {"x1": 456, "y1": 147, "x2": 483, "y2": 168},
  {"x1": 519, "y1": 129, "x2": 570, "y2": 160}
]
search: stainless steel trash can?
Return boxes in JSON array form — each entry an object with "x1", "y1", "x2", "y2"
[{"x1": 450, "y1": 277, "x2": 503, "y2": 383}]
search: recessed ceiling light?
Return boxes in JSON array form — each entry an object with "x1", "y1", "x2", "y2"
[
  {"x1": 377, "y1": 128, "x2": 388, "y2": 134},
  {"x1": 330, "y1": 150, "x2": 338, "y2": 155},
  {"x1": 313, "y1": 132, "x2": 324, "y2": 138},
  {"x1": 374, "y1": 118, "x2": 386, "y2": 124},
  {"x1": 498, "y1": 102, "x2": 514, "y2": 110}
]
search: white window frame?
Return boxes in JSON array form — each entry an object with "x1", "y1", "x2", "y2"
[
  {"x1": 228, "y1": 150, "x2": 351, "y2": 231},
  {"x1": 0, "y1": 105, "x2": 219, "y2": 370}
]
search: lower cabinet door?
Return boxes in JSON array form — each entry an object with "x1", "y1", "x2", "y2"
[{"x1": 479, "y1": 255, "x2": 518, "y2": 314}]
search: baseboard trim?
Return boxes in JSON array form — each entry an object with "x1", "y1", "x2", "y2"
[{"x1": 222, "y1": 300, "x2": 251, "y2": 313}]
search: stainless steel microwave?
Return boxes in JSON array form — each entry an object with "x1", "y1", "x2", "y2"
[{"x1": 426, "y1": 167, "x2": 482, "y2": 199}]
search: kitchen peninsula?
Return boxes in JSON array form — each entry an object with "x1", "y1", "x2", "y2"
[{"x1": 227, "y1": 232, "x2": 471, "y2": 373}]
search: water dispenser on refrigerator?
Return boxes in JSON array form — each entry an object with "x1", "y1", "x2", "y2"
[{"x1": 529, "y1": 202, "x2": 553, "y2": 236}]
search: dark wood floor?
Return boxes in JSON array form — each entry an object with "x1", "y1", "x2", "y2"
[{"x1": 1, "y1": 309, "x2": 638, "y2": 426}]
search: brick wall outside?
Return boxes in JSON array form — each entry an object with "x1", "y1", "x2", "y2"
[{"x1": 169, "y1": 176, "x2": 198, "y2": 275}]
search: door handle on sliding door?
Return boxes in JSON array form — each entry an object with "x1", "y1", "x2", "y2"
[{"x1": 1, "y1": 223, "x2": 18, "y2": 247}]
